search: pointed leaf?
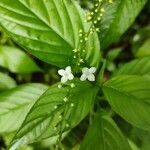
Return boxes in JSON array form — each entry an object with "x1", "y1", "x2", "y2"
[
  {"x1": 80, "y1": 111, "x2": 131, "y2": 150},
  {"x1": 135, "y1": 39, "x2": 150, "y2": 57},
  {"x1": 103, "y1": 75, "x2": 150, "y2": 131},
  {"x1": 0, "y1": 72, "x2": 16, "y2": 91},
  {"x1": 10, "y1": 79, "x2": 98, "y2": 149},
  {"x1": 113, "y1": 57, "x2": 150, "y2": 77},
  {"x1": 0, "y1": 46, "x2": 41, "y2": 73}
]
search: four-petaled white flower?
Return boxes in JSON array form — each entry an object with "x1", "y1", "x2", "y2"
[
  {"x1": 80, "y1": 67, "x2": 96, "y2": 82},
  {"x1": 58, "y1": 66, "x2": 74, "y2": 83}
]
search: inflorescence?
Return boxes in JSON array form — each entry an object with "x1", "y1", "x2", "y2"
[
  {"x1": 55, "y1": 1, "x2": 113, "y2": 149},
  {"x1": 72, "y1": 0, "x2": 113, "y2": 67}
]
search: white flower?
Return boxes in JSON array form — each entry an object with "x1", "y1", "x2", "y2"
[
  {"x1": 80, "y1": 67, "x2": 96, "y2": 82},
  {"x1": 58, "y1": 66, "x2": 74, "y2": 83}
]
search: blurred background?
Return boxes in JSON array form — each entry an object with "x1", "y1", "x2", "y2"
[{"x1": 0, "y1": 0, "x2": 149, "y2": 149}]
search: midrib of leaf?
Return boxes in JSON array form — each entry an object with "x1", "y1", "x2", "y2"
[
  {"x1": 14, "y1": 107, "x2": 61, "y2": 141},
  {"x1": 15, "y1": 117, "x2": 50, "y2": 141},
  {"x1": 99, "y1": 116, "x2": 125, "y2": 150},
  {"x1": 104, "y1": 127, "x2": 119, "y2": 149},
  {"x1": 101, "y1": 120, "x2": 106, "y2": 150},
  {"x1": 2, "y1": 29, "x2": 69, "y2": 51},
  {"x1": 17, "y1": 0, "x2": 74, "y2": 48},
  {"x1": 0, "y1": 102, "x2": 32, "y2": 116}
]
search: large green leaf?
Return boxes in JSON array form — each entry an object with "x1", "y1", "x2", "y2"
[
  {"x1": 10, "y1": 79, "x2": 98, "y2": 149},
  {"x1": 0, "y1": 83, "x2": 48, "y2": 133},
  {"x1": 0, "y1": 72, "x2": 16, "y2": 91},
  {"x1": 0, "y1": 0, "x2": 100, "y2": 68},
  {"x1": 103, "y1": 75, "x2": 150, "y2": 131},
  {"x1": 0, "y1": 46, "x2": 41, "y2": 74},
  {"x1": 113, "y1": 57, "x2": 150, "y2": 77},
  {"x1": 99, "y1": 0, "x2": 147, "y2": 50},
  {"x1": 80, "y1": 111, "x2": 131, "y2": 150}
]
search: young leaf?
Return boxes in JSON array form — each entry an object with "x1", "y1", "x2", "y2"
[
  {"x1": 103, "y1": 75, "x2": 150, "y2": 131},
  {"x1": 113, "y1": 57, "x2": 150, "y2": 77},
  {"x1": 0, "y1": 46, "x2": 41, "y2": 74},
  {"x1": 99, "y1": 0, "x2": 147, "y2": 50},
  {"x1": 0, "y1": 83, "x2": 48, "y2": 133},
  {"x1": 0, "y1": 72, "x2": 16, "y2": 91},
  {"x1": 107, "y1": 48, "x2": 122, "y2": 62},
  {"x1": 10, "y1": 79, "x2": 98, "y2": 149},
  {"x1": 80, "y1": 111, "x2": 131, "y2": 150},
  {"x1": 128, "y1": 140, "x2": 140, "y2": 150},
  {"x1": 135, "y1": 39, "x2": 150, "y2": 57},
  {"x1": 0, "y1": 0, "x2": 100, "y2": 68}
]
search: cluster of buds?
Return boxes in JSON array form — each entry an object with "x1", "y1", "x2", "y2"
[
  {"x1": 73, "y1": 0, "x2": 113, "y2": 67},
  {"x1": 86, "y1": 0, "x2": 105, "y2": 24},
  {"x1": 72, "y1": 29, "x2": 87, "y2": 66},
  {"x1": 86, "y1": 0, "x2": 113, "y2": 33}
]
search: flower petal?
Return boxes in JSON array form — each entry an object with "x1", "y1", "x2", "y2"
[
  {"x1": 82, "y1": 67, "x2": 88, "y2": 74},
  {"x1": 68, "y1": 73, "x2": 74, "y2": 80},
  {"x1": 89, "y1": 67, "x2": 96, "y2": 73},
  {"x1": 66, "y1": 66, "x2": 71, "y2": 72},
  {"x1": 87, "y1": 74, "x2": 95, "y2": 81},
  {"x1": 58, "y1": 69, "x2": 65, "y2": 76},
  {"x1": 80, "y1": 74, "x2": 87, "y2": 81},
  {"x1": 61, "y1": 76, "x2": 68, "y2": 83}
]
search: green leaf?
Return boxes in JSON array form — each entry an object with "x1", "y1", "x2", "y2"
[
  {"x1": 107, "y1": 48, "x2": 122, "y2": 62},
  {"x1": 128, "y1": 140, "x2": 140, "y2": 150},
  {"x1": 0, "y1": 72, "x2": 16, "y2": 91},
  {"x1": 132, "y1": 26, "x2": 150, "y2": 50},
  {"x1": 99, "y1": 0, "x2": 147, "y2": 50},
  {"x1": 113, "y1": 57, "x2": 150, "y2": 77},
  {"x1": 131, "y1": 128, "x2": 150, "y2": 150},
  {"x1": 103, "y1": 75, "x2": 150, "y2": 131},
  {"x1": 0, "y1": 0, "x2": 100, "y2": 68},
  {"x1": 135, "y1": 39, "x2": 150, "y2": 57},
  {"x1": 0, "y1": 46, "x2": 41, "y2": 74},
  {"x1": 106, "y1": 48, "x2": 122, "y2": 71},
  {"x1": 10, "y1": 79, "x2": 98, "y2": 149},
  {"x1": 0, "y1": 83, "x2": 48, "y2": 133},
  {"x1": 80, "y1": 111, "x2": 131, "y2": 150},
  {"x1": 97, "y1": 59, "x2": 106, "y2": 85}
]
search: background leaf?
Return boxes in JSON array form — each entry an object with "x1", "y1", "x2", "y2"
[
  {"x1": 0, "y1": 83, "x2": 48, "y2": 133},
  {"x1": 103, "y1": 75, "x2": 150, "y2": 131},
  {"x1": 10, "y1": 79, "x2": 98, "y2": 149},
  {"x1": 113, "y1": 57, "x2": 150, "y2": 77},
  {"x1": 130, "y1": 128, "x2": 150, "y2": 150},
  {"x1": 99, "y1": 0, "x2": 147, "y2": 50},
  {"x1": 0, "y1": 72, "x2": 16, "y2": 91},
  {"x1": 80, "y1": 111, "x2": 131, "y2": 150},
  {"x1": 128, "y1": 140, "x2": 140, "y2": 150},
  {"x1": 135, "y1": 39, "x2": 150, "y2": 57},
  {"x1": 0, "y1": 46, "x2": 41, "y2": 74},
  {"x1": 0, "y1": 0, "x2": 100, "y2": 68}
]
